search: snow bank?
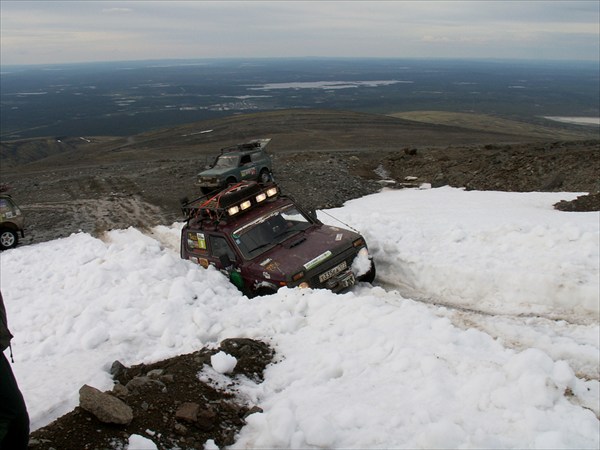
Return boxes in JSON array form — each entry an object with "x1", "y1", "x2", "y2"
[
  {"x1": 0, "y1": 188, "x2": 598, "y2": 448},
  {"x1": 322, "y1": 187, "x2": 599, "y2": 322}
]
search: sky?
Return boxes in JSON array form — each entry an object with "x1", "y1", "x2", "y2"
[
  {"x1": 1, "y1": 1, "x2": 599, "y2": 66},
  {"x1": 1, "y1": 186, "x2": 598, "y2": 448}
]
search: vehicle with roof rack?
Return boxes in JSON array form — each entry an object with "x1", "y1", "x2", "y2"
[
  {"x1": 0, "y1": 184, "x2": 25, "y2": 250},
  {"x1": 180, "y1": 181, "x2": 375, "y2": 297},
  {"x1": 196, "y1": 138, "x2": 273, "y2": 194}
]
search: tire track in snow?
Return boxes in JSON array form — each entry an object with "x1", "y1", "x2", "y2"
[{"x1": 375, "y1": 277, "x2": 599, "y2": 383}]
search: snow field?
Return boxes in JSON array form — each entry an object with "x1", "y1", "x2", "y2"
[{"x1": 0, "y1": 187, "x2": 598, "y2": 448}]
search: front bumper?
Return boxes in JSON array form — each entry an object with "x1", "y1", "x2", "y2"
[{"x1": 323, "y1": 268, "x2": 356, "y2": 293}]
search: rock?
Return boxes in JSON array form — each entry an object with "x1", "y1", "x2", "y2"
[
  {"x1": 147, "y1": 369, "x2": 164, "y2": 379},
  {"x1": 541, "y1": 173, "x2": 564, "y2": 190},
  {"x1": 431, "y1": 173, "x2": 449, "y2": 188},
  {"x1": 173, "y1": 422, "x2": 188, "y2": 435},
  {"x1": 243, "y1": 405, "x2": 263, "y2": 419},
  {"x1": 111, "y1": 383, "x2": 129, "y2": 399},
  {"x1": 110, "y1": 360, "x2": 128, "y2": 378},
  {"x1": 175, "y1": 402, "x2": 199, "y2": 423},
  {"x1": 160, "y1": 374, "x2": 175, "y2": 384},
  {"x1": 125, "y1": 376, "x2": 166, "y2": 393},
  {"x1": 196, "y1": 409, "x2": 217, "y2": 432},
  {"x1": 78, "y1": 385, "x2": 133, "y2": 425}
]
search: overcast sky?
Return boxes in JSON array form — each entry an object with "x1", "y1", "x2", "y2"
[{"x1": 1, "y1": 1, "x2": 599, "y2": 66}]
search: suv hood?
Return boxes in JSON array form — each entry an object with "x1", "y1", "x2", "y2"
[
  {"x1": 198, "y1": 167, "x2": 228, "y2": 177},
  {"x1": 248, "y1": 224, "x2": 361, "y2": 279}
]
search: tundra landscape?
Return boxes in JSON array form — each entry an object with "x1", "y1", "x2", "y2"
[{"x1": 0, "y1": 58, "x2": 599, "y2": 450}]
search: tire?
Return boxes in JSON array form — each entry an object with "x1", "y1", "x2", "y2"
[
  {"x1": 0, "y1": 229, "x2": 18, "y2": 250},
  {"x1": 358, "y1": 261, "x2": 376, "y2": 283},
  {"x1": 253, "y1": 287, "x2": 277, "y2": 298},
  {"x1": 258, "y1": 169, "x2": 272, "y2": 184},
  {"x1": 225, "y1": 177, "x2": 237, "y2": 186}
]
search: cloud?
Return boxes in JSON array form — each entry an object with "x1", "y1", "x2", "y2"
[
  {"x1": 0, "y1": 1, "x2": 598, "y2": 65},
  {"x1": 102, "y1": 8, "x2": 133, "y2": 14}
]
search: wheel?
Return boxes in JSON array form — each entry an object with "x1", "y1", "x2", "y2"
[
  {"x1": 253, "y1": 287, "x2": 277, "y2": 297},
  {"x1": 225, "y1": 177, "x2": 237, "y2": 186},
  {"x1": 258, "y1": 169, "x2": 272, "y2": 184},
  {"x1": 358, "y1": 261, "x2": 376, "y2": 283},
  {"x1": 200, "y1": 186, "x2": 215, "y2": 195},
  {"x1": 0, "y1": 229, "x2": 18, "y2": 250}
]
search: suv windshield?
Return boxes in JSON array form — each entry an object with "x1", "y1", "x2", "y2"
[
  {"x1": 234, "y1": 205, "x2": 313, "y2": 259},
  {"x1": 214, "y1": 155, "x2": 239, "y2": 169}
]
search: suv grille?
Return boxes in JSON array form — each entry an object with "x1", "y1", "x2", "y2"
[{"x1": 308, "y1": 247, "x2": 357, "y2": 290}]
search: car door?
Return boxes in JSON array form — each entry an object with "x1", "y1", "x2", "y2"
[
  {"x1": 239, "y1": 153, "x2": 258, "y2": 181},
  {"x1": 208, "y1": 234, "x2": 246, "y2": 291}
]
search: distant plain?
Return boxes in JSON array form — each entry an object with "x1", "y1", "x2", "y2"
[{"x1": 1, "y1": 58, "x2": 598, "y2": 140}]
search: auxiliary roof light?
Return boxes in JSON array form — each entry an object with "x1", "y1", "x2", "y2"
[
  {"x1": 266, "y1": 187, "x2": 278, "y2": 197},
  {"x1": 240, "y1": 200, "x2": 251, "y2": 210},
  {"x1": 227, "y1": 206, "x2": 240, "y2": 216},
  {"x1": 255, "y1": 193, "x2": 267, "y2": 203}
]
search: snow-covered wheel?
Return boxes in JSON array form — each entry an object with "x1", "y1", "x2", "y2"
[{"x1": 358, "y1": 261, "x2": 376, "y2": 283}]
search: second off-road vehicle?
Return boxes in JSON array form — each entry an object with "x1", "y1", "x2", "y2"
[
  {"x1": 197, "y1": 139, "x2": 273, "y2": 194},
  {"x1": 180, "y1": 181, "x2": 375, "y2": 297},
  {"x1": 0, "y1": 188, "x2": 25, "y2": 250}
]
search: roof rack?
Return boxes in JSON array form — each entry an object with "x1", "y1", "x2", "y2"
[
  {"x1": 181, "y1": 181, "x2": 279, "y2": 224},
  {"x1": 220, "y1": 138, "x2": 271, "y2": 154}
]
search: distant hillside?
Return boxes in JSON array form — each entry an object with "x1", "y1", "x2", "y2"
[
  {"x1": 1, "y1": 109, "x2": 596, "y2": 172},
  {"x1": 389, "y1": 111, "x2": 598, "y2": 141}
]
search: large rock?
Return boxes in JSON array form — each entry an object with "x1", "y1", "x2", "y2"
[
  {"x1": 79, "y1": 384, "x2": 133, "y2": 425},
  {"x1": 175, "y1": 402, "x2": 199, "y2": 423}
]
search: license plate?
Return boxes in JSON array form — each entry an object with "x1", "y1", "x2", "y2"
[{"x1": 319, "y1": 261, "x2": 347, "y2": 283}]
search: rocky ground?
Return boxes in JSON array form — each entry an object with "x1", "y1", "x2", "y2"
[
  {"x1": 0, "y1": 110, "x2": 598, "y2": 449},
  {"x1": 2, "y1": 138, "x2": 599, "y2": 247},
  {"x1": 28, "y1": 339, "x2": 274, "y2": 450}
]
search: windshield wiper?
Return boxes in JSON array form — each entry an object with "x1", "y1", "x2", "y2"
[
  {"x1": 288, "y1": 236, "x2": 306, "y2": 249},
  {"x1": 249, "y1": 242, "x2": 275, "y2": 254}
]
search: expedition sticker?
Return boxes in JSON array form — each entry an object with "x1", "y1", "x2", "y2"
[
  {"x1": 303, "y1": 250, "x2": 332, "y2": 271},
  {"x1": 187, "y1": 232, "x2": 207, "y2": 250},
  {"x1": 241, "y1": 167, "x2": 257, "y2": 177}
]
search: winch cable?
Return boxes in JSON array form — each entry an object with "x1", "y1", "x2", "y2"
[{"x1": 319, "y1": 210, "x2": 360, "y2": 234}]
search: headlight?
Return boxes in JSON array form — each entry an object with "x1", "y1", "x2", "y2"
[
  {"x1": 353, "y1": 238, "x2": 366, "y2": 247},
  {"x1": 358, "y1": 247, "x2": 369, "y2": 257},
  {"x1": 298, "y1": 282, "x2": 310, "y2": 289}
]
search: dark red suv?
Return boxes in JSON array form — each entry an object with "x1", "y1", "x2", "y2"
[{"x1": 180, "y1": 182, "x2": 375, "y2": 297}]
